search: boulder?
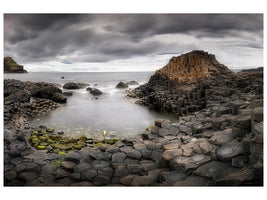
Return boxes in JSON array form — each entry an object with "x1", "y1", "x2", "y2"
[
  {"x1": 162, "y1": 149, "x2": 183, "y2": 161},
  {"x1": 120, "y1": 147, "x2": 141, "y2": 160},
  {"x1": 159, "y1": 170, "x2": 186, "y2": 184},
  {"x1": 216, "y1": 140, "x2": 243, "y2": 162},
  {"x1": 63, "y1": 82, "x2": 87, "y2": 89},
  {"x1": 208, "y1": 128, "x2": 234, "y2": 146},
  {"x1": 112, "y1": 152, "x2": 127, "y2": 163},
  {"x1": 116, "y1": 82, "x2": 128, "y2": 88},
  {"x1": 87, "y1": 87, "x2": 103, "y2": 96}
]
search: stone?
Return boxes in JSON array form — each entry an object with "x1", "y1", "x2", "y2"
[
  {"x1": 194, "y1": 161, "x2": 231, "y2": 181},
  {"x1": 229, "y1": 100, "x2": 243, "y2": 114},
  {"x1": 70, "y1": 181, "x2": 93, "y2": 186},
  {"x1": 172, "y1": 154, "x2": 211, "y2": 170},
  {"x1": 131, "y1": 175, "x2": 158, "y2": 186},
  {"x1": 144, "y1": 141, "x2": 161, "y2": 150},
  {"x1": 216, "y1": 168, "x2": 255, "y2": 186},
  {"x1": 161, "y1": 120, "x2": 171, "y2": 129},
  {"x1": 106, "y1": 145, "x2": 120, "y2": 153},
  {"x1": 127, "y1": 163, "x2": 143, "y2": 174},
  {"x1": 150, "y1": 149, "x2": 163, "y2": 161},
  {"x1": 159, "y1": 170, "x2": 186, "y2": 184},
  {"x1": 232, "y1": 155, "x2": 248, "y2": 168},
  {"x1": 112, "y1": 152, "x2": 127, "y2": 163},
  {"x1": 168, "y1": 126, "x2": 179, "y2": 136},
  {"x1": 120, "y1": 147, "x2": 141, "y2": 160},
  {"x1": 92, "y1": 160, "x2": 110, "y2": 170},
  {"x1": 133, "y1": 142, "x2": 146, "y2": 150},
  {"x1": 151, "y1": 126, "x2": 159, "y2": 134},
  {"x1": 209, "y1": 128, "x2": 234, "y2": 146},
  {"x1": 216, "y1": 140, "x2": 243, "y2": 162},
  {"x1": 253, "y1": 107, "x2": 263, "y2": 122},
  {"x1": 65, "y1": 151, "x2": 82, "y2": 163},
  {"x1": 63, "y1": 82, "x2": 87, "y2": 89},
  {"x1": 163, "y1": 142, "x2": 181, "y2": 150},
  {"x1": 5, "y1": 171, "x2": 17, "y2": 181},
  {"x1": 94, "y1": 175, "x2": 110, "y2": 186},
  {"x1": 89, "y1": 150, "x2": 111, "y2": 161},
  {"x1": 232, "y1": 115, "x2": 251, "y2": 138},
  {"x1": 158, "y1": 128, "x2": 169, "y2": 137},
  {"x1": 173, "y1": 175, "x2": 214, "y2": 186},
  {"x1": 114, "y1": 165, "x2": 129, "y2": 178},
  {"x1": 198, "y1": 139, "x2": 217, "y2": 154},
  {"x1": 155, "y1": 119, "x2": 165, "y2": 127},
  {"x1": 18, "y1": 172, "x2": 38, "y2": 182},
  {"x1": 116, "y1": 82, "x2": 128, "y2": 88},
  {"x1": 162, "y1": 149, "x2": 183, "y2": 161},
  {"x1": 140, "y1": 149, "x2": 152, "y2": 159},
  {"x1": 120, "y1": 175, "x2": 137, "y2": 186},
  {"x1": 61, "y1": 161, "x2": 76, "y2": 170}
]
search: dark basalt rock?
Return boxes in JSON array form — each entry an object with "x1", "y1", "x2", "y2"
[
  {"x1": 32, "y1": 86, "x2": 67, "y2": 103},
  {"x1": 116, "y1": 82, "x2": 128, "y2": 89},
  {"x1": 63, "y1": 82, "x2": 88, "y2": 89},
  {"x1": 87, "y1": 87, "x2": 103, "y2": 96}
]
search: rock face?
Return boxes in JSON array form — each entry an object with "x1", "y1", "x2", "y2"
[{"x1": 4, "y1": 57, "x2": 27, "y2": 73}]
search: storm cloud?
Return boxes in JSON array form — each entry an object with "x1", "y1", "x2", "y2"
[{"x1": 4, "y1": 14, "x2": 263, "y2": 72}]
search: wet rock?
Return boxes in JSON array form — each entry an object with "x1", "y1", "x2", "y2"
[
  {"x1": 63, "y1": 82, "x2": 87, "y2": 89},
  {"x1": 216, "y1": 139, "x2": 243, "y2": 162},
  {"x1": 116, "y1": 82, "x2": 128, "y2": 88},
  {"x1": 63, "y1": 91, "x2": 74, "y2": 96},
  {"x1": 126, "y1": 81, "x2": 139, "y2": 85},
  {"x1": 88, "y1": 88, "x2": 103, "y2": 96}
]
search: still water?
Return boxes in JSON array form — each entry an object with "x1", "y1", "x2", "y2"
[{"x1": 5, "y1": 72, "x2": 177, "y2": 139}]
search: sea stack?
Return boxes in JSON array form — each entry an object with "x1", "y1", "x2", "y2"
[{"x1": 4, "y1": 57, "x2": 27, "y2": 73}]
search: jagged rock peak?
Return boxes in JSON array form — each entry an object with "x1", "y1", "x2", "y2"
[{"x1": 155, "y1": 50, "x2": 233, "y2": 84}]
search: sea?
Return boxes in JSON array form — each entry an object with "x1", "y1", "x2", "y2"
[{"x1": 4, "y1": 72, "x2": 177, "y2": 139}]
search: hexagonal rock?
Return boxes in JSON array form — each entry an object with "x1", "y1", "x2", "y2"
[
  {"x1": 65, "y1": 151, "x2": 82, "y2": 163},
  {"x1": 172, "y1": 175, "x2": 214, "y2": 186},
  {"x1": 215, "y1": 168, "x2": 255, "y2": 186},
  {"x1": 5, "y1": 171, "x2": 17, "y2": 181},
  {"x1": 163, "y1": 142, "x2": 181, "y2": 150},
  {"x1": 18, "y1": 171, "x2": 38, "y2": 182},
  {"x1": 253, "y1": 107, "x2": 263, "y2": 122},
  {"x1": 179, "y1": 125, "x2": 192, "y2": 135},
  {"x1": 89, "y1": 150, "x2": 111, "y2": 161},
  {"x1": 112, "y1": 152, "x2": 127, "y2": 163},
  {"x1": 162, "y1": 149, "x2": 183, "y2": 161},
  {"x1": 92, "y1": 160, "x2": 110, "y2": 170},
  {"x1": 216, "y1": 140, "x2": 243, "y2": 162},
  {"x1": 208, "y1": 128, "x2": 234, "y2": 146},
  {"x1": 120, "y1": 175, "x2": 137, "y2": 186},
  {"x1": 232, "y1": 115, "x2": 251, "y2": 138},
  {"x1": 144, "y1": 141, "x2": 161, "y2": 150},
  {"x1": 172, "y1": 154, "x2": 211, "y2": 170},
  {"x1": 194, "y1": 161, "x2": 231, "y2": 181},
  {"x1": 158, "y1": 128, "x2": 169, "y2": 137},
  {"x1": 93, "y1": 175, "x2": 110, "y2": 186},
  {"x1": 61, "y1": 161, "x2": 76, "y2": 170},
  {"x1": 127, "y1": 164, "x2": 143, "y2": 173},
  {"x1": 120, "y1": 147, "x2": 141, "y2": 160},
  {"x1": 155, "y1": 119, "x2": 165, "y2": 127},
  {"x1": 168, "y1": 126, "x2": 179, "y2": 136},
  {"x1": 161, "y1": 120, "x2": 171, "y2": 129},
  {"x1": 105, "y1": 145, "x2": 120, "y2": 153},
  {"x1": 197, "y1": 138, "x2": 217, "y2": 154},
  {"x1": 131, "y1": 175, "x2": 158, "y2": 186},
  {"x1": 159, "y1": 170, "x2": 186, "y2": 184}
]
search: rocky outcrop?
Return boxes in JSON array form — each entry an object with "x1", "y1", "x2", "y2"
[
  {"x1": 63, "y1": 82, "x2": 89, "y2": 89},
  {"x1": 4, "y1": 57, "x2": 27, "y2": 73},
  {"x1": 86, "y1": 87, "x2": 103, "y2": 96},
  {"x1": 116, "y1": 82, "x2": 128, "y2": 89},
  {"x1": 127, "y1": 50, "x2": 262, "y2": 118}
]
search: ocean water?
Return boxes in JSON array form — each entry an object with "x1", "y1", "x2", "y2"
[{"x1": 4, "y1": 72, "x2": 177, "y2": 139}]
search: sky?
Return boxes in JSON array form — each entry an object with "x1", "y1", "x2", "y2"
[{"x1": 4, "y1": 14, "x2": 263, "y2": 72}]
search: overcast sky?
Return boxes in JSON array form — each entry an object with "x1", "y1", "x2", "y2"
[{"x1": 4, "y1": 14, "x2": 263, "y2": 72}]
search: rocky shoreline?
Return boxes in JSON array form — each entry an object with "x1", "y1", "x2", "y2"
[{"x1": 4, "y1": 51, "x2": 263, "y2": 186}]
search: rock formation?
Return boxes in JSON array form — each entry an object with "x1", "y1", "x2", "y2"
[{"x1": 4, "y1": 57, "x2": 27, "y2": 73}]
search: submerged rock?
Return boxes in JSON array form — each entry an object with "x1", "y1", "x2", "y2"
[{"x1": 63, "y1": 82, "x2": 88, "y2": 89}]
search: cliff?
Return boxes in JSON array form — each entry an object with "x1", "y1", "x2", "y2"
[
  {"x1": 154, "y1": 50, "x2": 234, "y2": 85},
  {"x1": 4, "y1": 57, "x2": 27, "y2": 73}
]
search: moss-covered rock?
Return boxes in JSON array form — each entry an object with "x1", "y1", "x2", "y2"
[
  {"x1": 46, "y1": 128, "x2": 54, "y2": 133},
  {"x1": 74, "y1": 145, "x2": 82, "y2": 149},
  {"x1": 31, "y1": 137, "x2": 40, "y2": 144},
  {"x1": 93, "y1": 142, "x2": 102, "y2": 147},
  {"x1": 39, "y1": 136, "x2": 47, "y2": 141},
  {"x1": 37, "y1": 145, "x2": 46, "y2": 150}
]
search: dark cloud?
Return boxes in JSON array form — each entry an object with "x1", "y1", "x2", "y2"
[{"x1": 4, "y1": 14, "x2": 263, "y2": 66}]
